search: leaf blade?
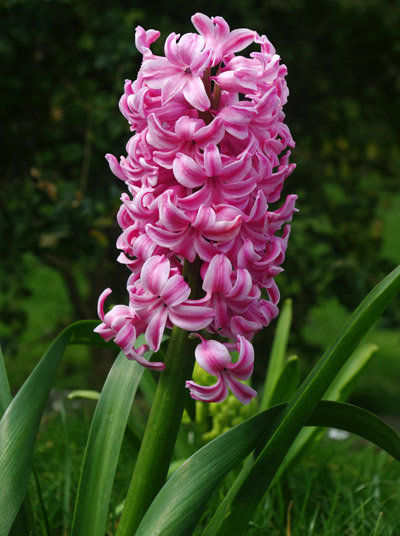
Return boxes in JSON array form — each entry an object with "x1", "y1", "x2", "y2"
[
  {"x1": 135, "y1": 400, "x2": 400, "y2": 536},
  {"x1": 71, "y1": 348, "x2": 146, "y2": 536},
  {"x1": 0, "y1": 320, "x2": 110, "y2": 536}
]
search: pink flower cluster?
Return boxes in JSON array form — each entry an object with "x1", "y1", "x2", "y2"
[{"x1": 95, "y1": 13, "x2": 297, "y2": 404}]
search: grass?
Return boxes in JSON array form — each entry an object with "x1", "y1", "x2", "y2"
[{"x1": 29, "y1": 394, "x2": 400, "y2": 536}]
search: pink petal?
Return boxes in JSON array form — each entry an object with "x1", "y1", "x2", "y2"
[
  {"x1": 185, "y1": 374, "x2": 228, "y2": 403},
  {"x1": 177, "y1": 185, "x2": 210, "y2": 211},
  {"x1": 191, "y1": 13, "x2": 216, "y2": 43},
  {"x1": 224, "y1": 28, "x2": 256, "y2": 55},
  {"x1": 114, "y1": 323, "x2": 137, "y2": 354},
  {"x1": 145, "y1": 306, "x2": 168, "y2": 351},
  {"x1": 140, "y1": 255, "x2": 170, "y2": 295},
  {"x1": 194, "y1": 337, "x2": 231, "y2": 374},
  {"x1": 183, "y1": 76, "x2": 210, "y2": 112},
  {"x1": 105, "y1": 154, "x2": 128, "y2": 181},
  {"x1": 146, "y1": 114, "x2": 177, "y2": 150},
  {"x1": 202, "y1": 254, "x2": 233, "y2": 294},
  {"x1": 135, "y1": 26, "x2": 160, "y2": 54},
  {"x1": 97, "y1": 288, "x2": 112, "y2": 321},
  {"x1": 230, "y1": 315, "x2": 260, "y2": 339},
  {"x1": 194, "y1": 117, "x2": 225, "y2": 146},
  {"x1": 229, "y1": 336, "x2": 254, "y2": 380},
  {"x1": 203, "y1": 143, "x2": 222, "y2": 177},
  {"x1": 202, "y1": 215, "x2": 242, "y2": 242},
  {"x1": 158, "y1": 191, "x2": 191, "y2": 231},
  {"x1": 145, "y1": 224, "x2": 186, "y2": 248},
  {"x1": 169, "y1": 304, "x2": 214, "y2": 331},
  {"x1": 161, "y1": 274, "x2": 191, "y2": 307},
  {"x1": 162, "y1": 74, "x2": 187, "y2": 105},
  {"x1": 227, "y1": 269, "x2": 253, "y2": 301},
  {"x1": 127, "y1": 347, "x2": 165, "y2": 370},
  {"x1": 142, "y1": 58, "x2": 180, "y2": 88},
  {"x1": 224, "y1": 373, "x2": 257, "y2": 405},
  {"x1": 192, "y1": 205, "x2": 216, "y2": 230},
  {"x1": 173, "y1": 153, "x2": 206, "y2": 188}
]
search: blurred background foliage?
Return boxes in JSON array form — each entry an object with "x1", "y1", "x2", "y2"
[{"x1": 1, "y1": 0, "x2": 399, "y2": 410}]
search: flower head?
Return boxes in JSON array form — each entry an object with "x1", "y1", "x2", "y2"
[{"x1": 96, "y1": 13, "x2": 297, "y2": 404}]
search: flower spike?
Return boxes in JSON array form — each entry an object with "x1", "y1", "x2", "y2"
[{"x1": 95, "y1": 14, "x2": 296, "y2": 404}]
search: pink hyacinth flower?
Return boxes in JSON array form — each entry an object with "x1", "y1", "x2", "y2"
[
  {"x1": 186, "y1": 334, "x2": 257, "y2": 404},
  {"x1": 96, "y1": 13, "x2": 297, "y2": 404}
]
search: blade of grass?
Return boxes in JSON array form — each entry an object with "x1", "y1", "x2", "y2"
[
  {"x1": 32, "y1": 464, "x2": 51, "y2": 536},
  {"x1": 210, "y1": 264, "x2": 400, "y2": 536},
  {"x1": 59, "y1": 397, "x2": 71, "y2": 536}
]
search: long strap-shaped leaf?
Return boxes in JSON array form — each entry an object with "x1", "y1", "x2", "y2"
[
  {"x1": 0, "y1": 347, "x2": 39, "y2": 536},
  {"x1": 135, "y1": 400, "x2": 400, "y2": 536},
  {"x1": 0, "y1": 320, "x2": 116, "y2": 536},
  {"x1": 210, "y1": 264, "x2": 400, "y2": 536},
  {"x1": 260, "y1": 298, "x2": 292, "y2": 410},
  {"x1": 70, "y1": 348, "x2": 145, "y2": 536}
]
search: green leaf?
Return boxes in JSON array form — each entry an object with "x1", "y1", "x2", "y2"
[
  {"x1": 211, "y1": 264, "x2": 400, "y2": 536},
  {"x1": 325, "y1": 342, "x2": 378, "y2": 402},
  {"x1": 268, "y1": 355, "x2": 300, "y2": 407},
  {"x1": 0, "y1": 320, "x2": 114, "y2": 536},
  {"x1": 260, "y1": 299, "x2": 292, "y2": 410},
  {"x1": 279, "y1": 342, "x2": 378, "y2": 476},
  {"x1": 71, "y1": 347, "x2": 146, "y2": 536},
  {"x1": 1, "y1": 348, "x2": 42, "y2": 536},
  {"x1": 139, "y1": 368, "x2": 157, "y2": 406},
  {"x1": 0, "y1": 345, "x2": 12, "y2": 418},
  {"x1": 135, "y1": 401, "x2": 400, "y2": 536}
]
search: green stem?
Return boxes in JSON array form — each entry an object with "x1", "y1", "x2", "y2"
[{"x1": 116, "y1": 260, "x2": 202, "y2": 536}]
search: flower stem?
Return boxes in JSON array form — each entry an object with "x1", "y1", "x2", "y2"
[{"x1": 116, "y1": 260, "x2": 202, "y2": 536}]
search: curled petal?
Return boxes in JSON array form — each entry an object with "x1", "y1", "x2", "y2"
[
  {"x1": 224, "y1": 373, "x2": 257, "y2": 405},
  {"x1": 194, "y1": 117, "x2": 225, "y2": 146},
  {"x1": 97, "y1": 288, "x2": 112, "y2": 322},
  {"x1": 229, "y1": 336, "x2": 254, "y2": 380},
  {"x1": 105, "y1": 154, "x2": 128, "y2": 182},
  {"x1": 127, "y1": 346, "x2": 165, "y2": 370},
  {"x1": 186, "y1": 375, "x2": 228, "y2": 403},
  {"x1": 173, "y1": 153, "x2": 206, "y2": 188},
  {"x1": 227, "y1": 269, "x2": 253, "y2": 301},
  {"x1": 159, "y1": 191, "x2": 191, "y2": 231},
  {"x1": 135, "y1": 26, "x2": 160, "y2": 55}
]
